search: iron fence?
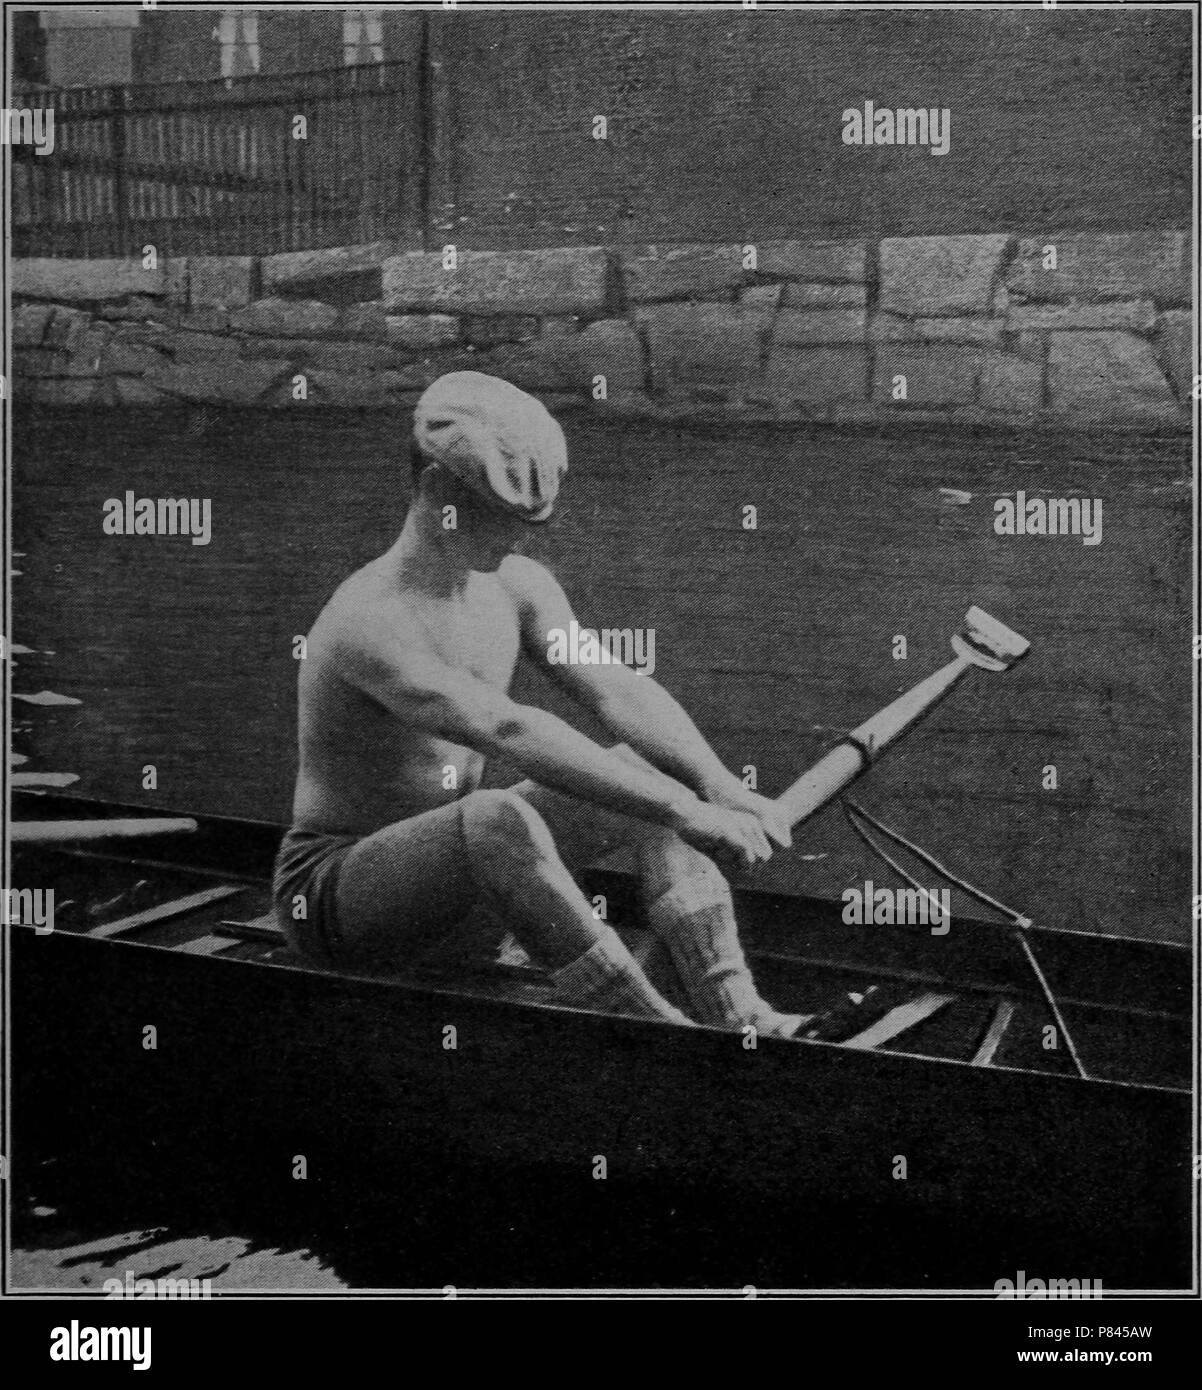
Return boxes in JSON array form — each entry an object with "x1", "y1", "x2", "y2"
[{"x1": 11, "y1": 60, "x2": 426, "y2": 258}]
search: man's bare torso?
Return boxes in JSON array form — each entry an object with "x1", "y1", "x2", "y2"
[{"x1": 293, "y1": 558, "x2": 523, "y2": 835}]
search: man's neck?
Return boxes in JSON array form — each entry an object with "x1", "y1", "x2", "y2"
[{"x1": 383, "y1": 493, "x2": 475, "y2": 598}]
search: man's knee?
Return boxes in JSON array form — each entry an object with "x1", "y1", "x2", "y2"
[{"x1": 460, "y1": 788, "x2": 558, "y2": 862}]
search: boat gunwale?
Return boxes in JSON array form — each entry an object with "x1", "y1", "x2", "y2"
[
  {"x1": 21, "y1": 842, "x2": 1193, "y2": 1023},
  {"x1": 13, "y1": 789, "x2": 1192, "y2": 956}
]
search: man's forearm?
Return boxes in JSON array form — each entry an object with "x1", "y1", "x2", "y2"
[
  {"x1": 493, "y1": 705, "x2": 698, "y2": 826},
  {"x1": 596, "y1": 678, "x2": 736, "y2": 797}
]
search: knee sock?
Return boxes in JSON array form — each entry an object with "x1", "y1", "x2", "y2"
[
  {"x1": 550, "y1": 925, "x2": 694, "y2": 1027},
  {"x1": 645, "y1": 871, "x2": 804, "y2": 1038}
]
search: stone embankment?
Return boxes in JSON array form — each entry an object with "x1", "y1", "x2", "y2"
[{"x1": 10, "y1": 232, "x2": 1192, "y2": 429}]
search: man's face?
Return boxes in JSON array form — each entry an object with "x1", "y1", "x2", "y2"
[{"x1": 442, "y1": 473, "x2": 532, "y2": 571}]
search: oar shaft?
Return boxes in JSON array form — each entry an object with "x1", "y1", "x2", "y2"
[
  {"x1": 775, "y1": 654, "x2": 973, "y2": 828},
  {"x1": 774, "y1": 744, "x2": 865, "y2": 829},
  {"x1": 848, "y1": 654, "x2": 973, "y2": 755},
  {"x1": 12, "y1": 818, "x2": 198, "y2": 844}
]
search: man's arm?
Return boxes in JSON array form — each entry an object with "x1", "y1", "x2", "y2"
[
  {"x1": 506, "y1": 557, "x2": 784, "y2": 820},
  {"x1": 338, "y1": 623, "x2": 773, "y2": 867}
]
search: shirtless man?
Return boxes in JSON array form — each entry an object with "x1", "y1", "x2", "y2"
[{"x1": 274, "y1": 371, "x2": 802, "y2": 1036}]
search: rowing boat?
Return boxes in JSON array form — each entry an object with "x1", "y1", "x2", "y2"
[{"x1": 8, "y1": 785, "x2": 1191, "y2": 1285}]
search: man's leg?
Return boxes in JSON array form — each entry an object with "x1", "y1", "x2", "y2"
[
  {"x1": 333, "y1": 792, "x2": 690, "y2": 1025},
  {"x1": 512, "y1": 750, "x2": 803, "y2": 1038},
  {"x1": 636, "y1": 829, "x2": 804, "y2": 1038}
]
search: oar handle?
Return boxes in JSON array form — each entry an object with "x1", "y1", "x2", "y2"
[{"x1": 12, "y1": 818, "x2": 198, "y2": 844}]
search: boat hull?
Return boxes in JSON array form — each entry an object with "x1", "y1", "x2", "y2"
[
  {"x1": 10, "y1": 923, "x2": 1192, "y2": 1285},
  {"x1": 8, "y1": 791, "x2": 1193, "y2": 1288}
]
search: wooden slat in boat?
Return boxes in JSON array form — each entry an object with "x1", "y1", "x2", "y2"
[
  {"x1": 85, "y1": 885, "x2": 245, "y2": 940},
  {"x1": 971, "y1": 997, "x2": 1018, "y2": 1066},
  {"x1": 217, "y1": 913, "x2": 285, "y2": 944},
  {"x1": 841, "y1": 992, "x2": 956, "y2": 1050},
  {"x1": 175, "y1": 934, "x2": 238, "y2": 957}
]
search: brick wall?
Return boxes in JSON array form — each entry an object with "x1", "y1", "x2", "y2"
[{"x1": 433, "y1": 9, "x2": 1191, "y2": 247}]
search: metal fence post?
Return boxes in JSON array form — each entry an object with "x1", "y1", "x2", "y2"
[
  {"x1": 418, "y1": 14, "x2": 452, "y2": 254},
  {"x1": 112, "y1": 85, "x2": 129, "y2": 257}
]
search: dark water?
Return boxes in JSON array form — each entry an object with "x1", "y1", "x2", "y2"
[
  {"x1": 9, "y1": 407, "x2": 1191, "y2": 1290},
  {"x1": 12, "y1": 409, "x2": 1191, "y2": 940},
  {"x1": 14, "y1": 1134, "x2": 1181, "y2": 1293}
]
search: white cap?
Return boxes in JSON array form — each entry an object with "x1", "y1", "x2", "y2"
[{"x1": 413, "y1": 372, "x2": 568, "y2": 523}]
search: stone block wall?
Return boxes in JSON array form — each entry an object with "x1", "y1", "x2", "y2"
[{"x1": 9, "y1": 232, "x2": 1192, "y2": 430}]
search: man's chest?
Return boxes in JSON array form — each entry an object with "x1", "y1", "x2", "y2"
[{"x1": 423, "y1": 580, "x2": 522, "y2": 685}]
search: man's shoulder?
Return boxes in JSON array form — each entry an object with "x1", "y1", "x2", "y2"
[
  {"x1": 498, "y1": 553, "x2": 563, "y2": 607},
  {"x1": 311, "y1": 565, "x2": 417, "y2": 659}
]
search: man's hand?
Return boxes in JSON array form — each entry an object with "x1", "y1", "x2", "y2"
[
  {"x1": 668, "y1": 797, "x2": 775, "y2": 876},
  {"x1": 699, "y1": 776, "x2": 793, "y2": 851}
]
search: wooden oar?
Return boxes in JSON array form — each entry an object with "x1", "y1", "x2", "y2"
[
  {"x1": 12, "y1": 772, "x2": 80, "y2": 789},
  {"x1": 12, "y1": 818, "x2": 198, "y2": 844},
  {"x1": 775, "y1": 606, "x2": 1029, "y2": 829}
]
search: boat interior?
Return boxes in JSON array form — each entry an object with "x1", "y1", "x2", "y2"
[{"x1": 10, "y1": 791, "x2": 1192, "y2": 1093}]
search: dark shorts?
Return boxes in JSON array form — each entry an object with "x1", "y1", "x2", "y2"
[
  {"x1": 270, "y1": 804, "x2": 481, "y2": 971},
  {"x1": 270, "y1": 769, "x2": 642, "y2": 972},
  {"x1": 272, "y1": 826, "x2": 360, "y2": 966}
]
